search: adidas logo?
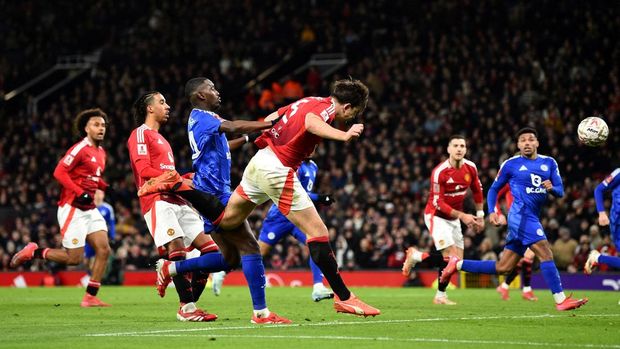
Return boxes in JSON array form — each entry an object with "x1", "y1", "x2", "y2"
[
  {"x1": 519, "y1": 165, "x2": 528, "y2": 171},
  {"x1": 157, "y1": 139, "x2": 164, "y2": 144},
  {"x1": 91, "y1": 156, "x2": 97, "y2": 162},
  {"x1": 447, "y1": 177, "x2": 455, "y2": 183}
]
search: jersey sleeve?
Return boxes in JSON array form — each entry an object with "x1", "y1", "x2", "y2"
[
  {"x1": 549, "y1": 158, "x2": 564, "y2": 197},
  {"x1": 53, "y1": 147, "x2": 85, "y2": 195},
  {"x1": 595, "y1": 168, "x2": 620, "y2": 212},
  {"x1": 97, "y1": 151, "x2": 109, "y2": 190},
  {"x1": 127, "y1": 131, "x2": 162, "y2": 179},
  {"x1": 469, "y1": 165, "x2": 484, "y2": 205},
  {"x1": 429, "y1": 169, "x2": 455, "y2": 216},
  {"x1": 487, "y1": 161, "x2": 511, "y2": 214}
]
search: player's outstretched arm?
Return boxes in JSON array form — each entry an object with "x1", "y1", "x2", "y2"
[
  {"x1": 228, "y1": 132, "x2": 263, "y2": 151},
  {"x1": 219, "y1": 114, "x2": 280, "y2": 134},
  {"x1": 305, "y1": 113, "x2": 363, "y2": 141},
  {"x1": 228, "y1": 136, "x2": 249, "y2": 151}
]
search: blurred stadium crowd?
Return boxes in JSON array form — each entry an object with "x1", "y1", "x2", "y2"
[{"x1": 1, "y1": 1, "x2": 619, "y2": 281}]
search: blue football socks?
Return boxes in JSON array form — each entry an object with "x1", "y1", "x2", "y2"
[
  {"x1": 461, "y1": 260, "x2": 497, "y2": 274},
  {"x1": 599, "y1": 255, "x2": 620, "y2": 268},
  {"x1": 241, "y1": 254, "x2": 267, "y2": 310},
  {"x1": 540, "y1": 260, "x2": 563, "y2": 294},
  {"x1": 175, "y1": 252, "x2": 230, "y2": 274}
]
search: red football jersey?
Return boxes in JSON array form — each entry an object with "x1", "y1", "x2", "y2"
[
  {"x1": 255, "y1": 96, "x2": 336, "y2": 169},
  {"x1": 495, "y1": 184, "x2": 513, "y2": 215},
  {"x1": 127, "y1": 124, "x2": 186, "y2": 214},
  {"x1": 424, "y1": 159, "x2": 483, "y2": 220},
  {"x1": 54, "y1": 138, "x2": 107, "y2": 209}
]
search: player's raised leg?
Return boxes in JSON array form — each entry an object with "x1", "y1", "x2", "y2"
[{"x1": 287, "y1": 206, "x2": 380, "y2": 316}]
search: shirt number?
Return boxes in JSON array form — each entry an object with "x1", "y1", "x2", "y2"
[
  {"x1": 189, "y1": 131, "x2": 200, "y2": 160},
  {"x1": 282, "y1": 99, "x2": 310, "y2": 124}
]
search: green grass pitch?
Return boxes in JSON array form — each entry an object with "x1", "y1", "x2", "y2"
[{"x1": 1, "y1": 286, "x2": 619, "y2": 349}]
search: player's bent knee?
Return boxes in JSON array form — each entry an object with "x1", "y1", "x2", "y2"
[{"x1": 97, "y1": 245, "x2": 111, "y2": 258}]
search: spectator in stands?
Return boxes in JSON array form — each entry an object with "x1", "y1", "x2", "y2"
[{"x1": 552, "y1": 227, "x2": 578, "y2": 270}]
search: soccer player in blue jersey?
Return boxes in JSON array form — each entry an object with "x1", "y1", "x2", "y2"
[
  {"x1": 157, "y1": 77, "x2": 291, "y2": 324},
  {"x1": 584, "y1": 168, "x2": 620, "y2": 274},
  {"x1": 440, "y1": 127, "x2": 588, "y2": 311},
  {"x1": 84, "y1": 190, "x2": 115, "y2": 274}
]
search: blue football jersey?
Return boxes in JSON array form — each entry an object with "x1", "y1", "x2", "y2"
[
  {"x1": 488, "y1": 154, "x2": 564, "y2": 219},
  {"x1": 85, "y1": 201, "x2": 115, "y2": 258},
  {"x1": 97, "y1": 202, "x2": 116, "y2": 239},
  {"x1": 187, "y1": 108, "x2": 231, "y2": 195}
]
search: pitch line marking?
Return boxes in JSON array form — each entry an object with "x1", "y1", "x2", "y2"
[
  {"x1": 85, "y1": 313, "x2": 620, "y2": 337},
  {"x1": 116, "y1": 334, "x2": 620, "y2": 348}
]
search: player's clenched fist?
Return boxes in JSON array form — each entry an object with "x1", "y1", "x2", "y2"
[{"x1": 344, "y1": 124, "x2": 364, "y2": 141}]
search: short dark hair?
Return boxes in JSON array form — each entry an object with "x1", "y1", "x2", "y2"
[
  {"x1": 330, "y1": 79, "x2": 369, "y2": 113},
  {"x1": 185, "y1": 77, "x2": 207, "y2": 99},
  {"x1": 74, "y1": 108, "x2": 108, "y2": 137},
  {"x1": 516, "y1": 127, "x2": 538, "y2": 139},
  {"x1": 132, "y1": 91, "x2": 160, "y2": 125},
  {"x1": 448, "y1": 134, "x2": 466, "y2": 144}
]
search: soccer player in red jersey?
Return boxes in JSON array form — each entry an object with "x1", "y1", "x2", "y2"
[
  {"x1": 402, "y1": 135, "x2": 484, "y2": 305},
  {"x1": 142, "y1": 80, "x2": 379, "y2": 316},
  {"x1": 11, "y1": 108, "x2": 112, "y2": 307},
  {"x1": 494, "y1": 184, "x2": 538, "y2": 301},
  {"x1": 128, "y1": 92, "x2": 220, "y2": 322},
  {"x1": 217, "y1": 79, "x2": 379, "y2": 316}
]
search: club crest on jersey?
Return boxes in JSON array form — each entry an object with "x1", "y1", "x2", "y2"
[
  {"x1": 137, "y1": 144, "x2": 147, "y2": 155},
  {"x1": 540, "y1": 164, "x2": 548, "y2": 171},
  {"x1": 72, "y1": 238, "x2": 79, "y2": 245},
  {"x1": 167, "y1": 229, "x2": 175, "y2": 236},
  {"x1": 464, "y1": 173, "x2": 471, "y2": 182},
  {"x1": 63, "y1": 155, "x2": 74, "y2": 165}
]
